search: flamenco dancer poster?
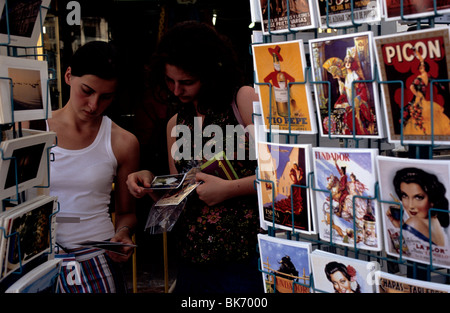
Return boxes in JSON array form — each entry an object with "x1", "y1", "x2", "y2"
[
  {"x1": 309, "y1": 32, "x2": 382, "y2": 139},
  {"x1": 375, "y1": 27, "x2": 450, "y2": 144},
  {"x1": 312, "y1": 147, "x2": 381, "y2": 251},
  {"x1": 377, "y1": 156, "x2": 450, "y2": 269},
  {"x1": 257, "y1": 142, "x2": 314, "y2": 234}
]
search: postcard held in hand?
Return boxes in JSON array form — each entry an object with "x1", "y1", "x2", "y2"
[{"x1": 200, "y1": 151, "x2": 239, "y2": 180}]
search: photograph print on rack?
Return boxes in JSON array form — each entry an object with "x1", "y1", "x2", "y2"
[
  {"x1": 257, "y1": 141, "x2": 314, "y2": 234},
  {"x1": 309, "y1": 31, "x2": 382, "y2": 139},
  {"x1": 315, "y1": 0, "x2": 381, "y2": 28},
  {"x1": 258, "y1": 234, "x2": 312, "y2": 293},
  {"x1": 0, "y1": 0, "x2": 51, "y2": 47},
  {"x1": 0, "y1": 195, "x2": 58, "y2": 280},
  {"x1": 0, "y1": 55, "x2": 51, "y2": 124},
  {"x1": 374, "y1": 27, "x2": 450, "y2": 144},
  {"x1": 312, "y1": 147, "x2": 381, "y2": 251},
  {"x1": 258, "y1": 0, "x2": 317, "y2": 35},
  {"x1": 377, "y1": 156, "x2": 450, "y2": 269},
  {"x1": 252, "y1": 40, "x2": 317, "y2": 134},
  {"x1": 0, "y1": 129, "x2": 56, "y2": 201},
  {"x1": 383, "y1": 0, "x2": 450, "y2": 21}
]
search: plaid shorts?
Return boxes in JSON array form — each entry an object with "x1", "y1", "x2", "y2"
[{"x1": 55, "y1": 247, "x2": 125, "y2": 293}]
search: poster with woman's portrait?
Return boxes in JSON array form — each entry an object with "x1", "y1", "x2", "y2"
[
  {"x1": 309, "y1": 32, "x2": 383, "y2": 139},
  {"x1": 377, "y1": 156, "x2": 450, "y2": 269},
  {"x1": 257, "y1": 142, "x2": 315, "y2": 234},
  {"x1": 374, "y1": 27, "x2": 450, "y2": 144},
  {"x1": 311, "y1": 249, "x2": 376, "y2": 293}
]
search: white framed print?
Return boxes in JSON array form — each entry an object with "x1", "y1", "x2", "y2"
[
  {"x1": 0, "y1": 55, "x2": 51, "y2": 124},
  {"x1": 0, "y1": 129, "x2": 56, "y2": 201},
  {"x1": 0, "y1": 0, "x2": 51, "y2": 47}
]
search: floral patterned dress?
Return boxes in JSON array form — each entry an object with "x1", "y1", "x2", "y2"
[{"x1": 173, "y1": 103, "x2": 260, "y2": 265}]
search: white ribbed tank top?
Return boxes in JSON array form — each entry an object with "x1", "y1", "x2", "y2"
[{"x1": 49, "y1": 116, "x2": 117, "y2": 249}]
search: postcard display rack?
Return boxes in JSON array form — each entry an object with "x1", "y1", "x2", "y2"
[
  {"x1": 0, "y1": 0, "x2": 59, "y2": 293},
  {"x1": 251, "y1": 0, "x2": 450, "y2": 293}
]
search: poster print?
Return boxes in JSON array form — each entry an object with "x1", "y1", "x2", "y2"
[
  {"x1": 377, "y1": 156, "x2": 450, "y2": 269},
  {"x1": 309, "y1": 32, "x2": 382, "y2": 139},
  {"x1": 376, "y1": 271, "x2": 450, "y2": 293},
  {"x1": 257, "y1": 142, "x2": 314, "y2": 233},
  {"x1": 259, "y1": 0, "x2": 317, "y2": 35},
  {"x1": 311, "y1": 249, "x2": 376, "y2": 293},
  {"x1": 384, "y1": 0, "x2": 450, "y2": 21},
  {"x1": 374, "y1": 28, "x2": 450, "y2": 144},
  {"x1": 312, "y1": 147, "x2": 381, "y2": 251},
  {"x1": 258, "y1": 234, "x2": 312, "y2": 293},
  {"x1": 315, "y1": 0, "x2": 381, "y2": 28},
  {"x1": 252, "y1": 40, "x2": 317, "y2": 134}
]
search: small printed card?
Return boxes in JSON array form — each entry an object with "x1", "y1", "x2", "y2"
[{"x1": 149, "y1": 173, "x2": 186, "y2": 189}]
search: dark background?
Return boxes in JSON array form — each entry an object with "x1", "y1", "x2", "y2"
[{"x1": 49, "y1": 0, "x2": 257, "y2": 291}]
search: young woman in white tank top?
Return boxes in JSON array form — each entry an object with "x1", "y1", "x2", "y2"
[{"x1": 46, "y1": 41, "x2": 140, "y2": 293}]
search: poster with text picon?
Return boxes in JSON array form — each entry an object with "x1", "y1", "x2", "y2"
[
  {"x1": 252, "y1": 40, "x2": 317, "y2": 134},
  {"x1": 374, "y1": 27, "x2": 450, "y2": 145}
]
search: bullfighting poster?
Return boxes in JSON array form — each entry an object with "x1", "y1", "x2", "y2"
[
  {"x1": 252, "y1": 40, "x2": 317, "y2": 134},
  {"x1": 309, "y1": 31, "x2": 383, "y2": 139},
  {"x1": 312, "y1": 147, "x2": 381, "y2": 251},
  {"x1": 377, "y1": 155, "x2": 450, "y2": 269},
  {"x1": 257, "y1": 234, "x2": 312, "y2": 293},
  {"x1": 257, "y1": 142, "x2": 315, "y2": 234},
  {"x1": 374, "y1": 27, "x2": 450, "y2": 144}
]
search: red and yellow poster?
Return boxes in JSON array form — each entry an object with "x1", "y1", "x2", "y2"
[
  {"x1": 252, "y1": 40, "x2": 317, "y2": 134},
  {"x1": 374, "y1": 27, "x2": 450, "y2": 144}
]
